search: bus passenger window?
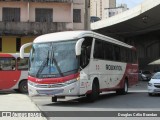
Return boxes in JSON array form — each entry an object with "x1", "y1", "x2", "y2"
[
  {"x1": 17, "y1": 57, "x2": 29, "y2": 70},
  {"x1": 0, "y1": 64, "x2": 2, "y2": 70},
  {"x1": 104, "y1": 42, "x2": 114, "y2": 60},
  {"x1": 0, "y1": 57, "x2": 16, "y2": 71},
  {"x1": 80, "y1": 37, "x2": 93, "y2": 68},
  {"x1": 94, "y1": 39, "x2": 103, "y2": 59},
  {"x1": 113, "y1": 45, "x2": 121, "y2": 61},
  {"x1": 120, "y1": 47, "x2": 126, "y2": 62}
]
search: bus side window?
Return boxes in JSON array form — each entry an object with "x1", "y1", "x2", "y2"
[
  {"x1": 104, "y1": 42, "x2": 114, "y2": 60},
  {"x1": 113, "y1": 45, "x2": 121, "y2": 61},
  {"x1": 0, "y1": 64, "x2": 2, "y2": 70},
  {"x1": 17, "y1": 57, "x2": 29, "y2": 70},
  {"x1": 126, "y1": 49, "x2": 133, "y2": 63},
  {"x1": 94, "y1": 39, "x2": 103, "y2": 59},
  {"x1": 80, "y1": 37, "x2": 93, "y2": 68},
  {"x1": 86, "y1": 46, "x2": 91, "y2": 58},
  {"x1": 0, "y1": 57, "x2": 16, "y2": 71},
  {"x1": 133, "y1": 50, "x2": 137, "y2": 63},
  {"x1": 121, "y1": 47, "x2": 126, "y2": 62}
]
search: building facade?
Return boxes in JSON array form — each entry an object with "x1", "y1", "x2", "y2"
[
  {"x1": 0, "y1": 0, "x2": 89, "y2": 53},
  {"x1": 105, "y1": 4, "x2": 128, "y2": 18},
  {"x1": 90, "y1": 0, "x2": 116, "y2": 20}
]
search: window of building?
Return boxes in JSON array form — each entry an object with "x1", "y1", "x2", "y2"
[
  {"x1": 35, "y1": 8, "x2": 53, "y2": 22},
  {"x1": 73, "y1": 9, "x2": 81, "y2": 23},
  {"x1": 16, "y1": 38, "x2": 21, "y2": 52},
  {"x1": 0, "y1": 38, "x2": 2, "y2": 52},
  {"x1": 2, "y1": 8, "x2": 20, "y2": 22}
]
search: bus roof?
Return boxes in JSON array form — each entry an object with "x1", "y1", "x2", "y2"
[
  {"x1": 34, "y1": 31, "x2": 134, "y2": 49},
  {"x1": 34, "y1": 31, "x2": 93, "y2": 43}
]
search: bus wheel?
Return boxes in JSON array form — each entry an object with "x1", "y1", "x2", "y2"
[
  {"x1": 14, "y1": 89, "x2": 20, "y2": 93},
  {"x1": 52, "y1": 97, "x2": 57, "y2": 102},
  {"x1": 116, "y1": 80, "x2": 128, "y2": 95},
  {"x1": 87, "y1": 80, "x2": 99, "y2": 102},
  {"x1": 19, "y1": 80, "x2": 28, "y2": 93},
  {"x1": 148, "y1": 93, "x2": 153, "y2": 96}
]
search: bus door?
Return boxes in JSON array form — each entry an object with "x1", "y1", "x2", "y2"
[
  {"x1": 79, "y1": 37, "x2": 93, "y2": 92},
  {"x1": 0, "y1": 57, "x2": 20, "y2": 89}
]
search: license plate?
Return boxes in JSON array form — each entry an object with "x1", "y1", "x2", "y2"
[
  {"x1": 154, "y1": 89, "x2": 160, "y2": 92},
  {"x1": 37, "y1": 89, "x2": 64, "y2": 95}
]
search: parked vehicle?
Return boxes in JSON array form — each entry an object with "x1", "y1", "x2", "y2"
[
  {"x1": 138, "y1": 70, "x2": 152, "y2": 81},
  {"x1": 148, "y1": 72, "x2": 160, "y2": 96},
  {"x1": 90, "y1": 16, "x2": 101, "y2": 23},
  {"x1": 0, "y1": 53, "x2": 29, "y2": 93}
]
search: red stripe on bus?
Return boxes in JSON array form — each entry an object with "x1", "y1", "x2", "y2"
[
  {"x1": 0, "y1": 53, "x2": 13, "y2": 57},
  {"x1": 28, "y1": 73, "x2": 80, "y2": 84}
]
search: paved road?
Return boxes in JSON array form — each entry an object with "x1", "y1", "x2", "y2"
[
  {"x1": 31, "y1": 81, "x2": 160, "y2": 120},
  {"x1": 0, "y1": 90, "x2": 46, "y2": 120}
]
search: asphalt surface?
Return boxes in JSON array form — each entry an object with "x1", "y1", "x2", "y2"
[
  {"x1": 30, "y1": 81, "x2": 160, "y2": 120},
  {"x1": 0, "y1": 90, "x2": 46, "y2": 120},
  {"x1": 0, "y1": 81, "x2": 159, "y2": 120}
]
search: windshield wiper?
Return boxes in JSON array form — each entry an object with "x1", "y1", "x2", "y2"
[
  {"x1": 36, "y1": 47, "x2": 64, "y2": 78},
  {"x1": 36, "y1": 51, "x2": 50, "y2": 78},
  {"x1": 51, "y1": 49, "x2": 64, "y2": 77}
]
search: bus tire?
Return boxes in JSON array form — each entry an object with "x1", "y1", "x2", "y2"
[
  {"x1": 19, "y1": 80, "x2": 28, "y2": 93},
  {"x1": 14, "y1": 89, "x2": 20, "y2": 93},
  {"x1": 116, "y1": 80, "x2": 128, "y2": 95},
  {"x1": 87, "y1": 80, "x2": 99, "y2": 102},
  {"x1": 52, "y1": 97, "x2": 57, "y2": 102},
  {"x1": 148, "y1": 93, "x2": 153, "y2": 96}
]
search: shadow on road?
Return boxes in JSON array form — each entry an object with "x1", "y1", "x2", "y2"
[
  {"x1": 44, "y1": 92, "x2": 133, "y2": 106},
  {"x1": 42, "y1": 92, "x2": 160, "y2": 109},
  {"x1": 0, "y1": 90, "x2": 28, "y2": 95},
  {"x1": 48, "y1": 92, "x2": 119, "y2": 105}
]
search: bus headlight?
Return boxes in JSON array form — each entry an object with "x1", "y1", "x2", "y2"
[
  {"x1": 76, "y1": 76, "x2": 80, "y2": 81},
  {"x1": 64, "y1": 75, "x2": 80, "y2": 85},
  {"x1": 28, "y1": 81, "x2": 37, "y2": 87},
  {"x1": 65, "y1": 79, "x2": 77, "y2": 85}
]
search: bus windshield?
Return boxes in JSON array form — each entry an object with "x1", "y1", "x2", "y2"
[{"x1": 29, "y1": 40, "x2": 79, "y2": 78}]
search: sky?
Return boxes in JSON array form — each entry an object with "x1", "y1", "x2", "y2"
[{"x1": 116, "y1": 0, "x2": 145, "y2": 8}]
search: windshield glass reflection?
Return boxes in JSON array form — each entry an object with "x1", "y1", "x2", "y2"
[{"x1": 29, "y1": 40, "x2": 79, "y2": 78}]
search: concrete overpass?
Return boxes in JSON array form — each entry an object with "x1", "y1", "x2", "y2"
[{"x1": 91, "y1": 0, "x2": 160, "y2": 71}]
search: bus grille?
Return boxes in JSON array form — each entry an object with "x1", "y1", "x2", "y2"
[
  {"x1": 154, "y1": 83, "x2": 160, "y2": 88},
  {"x1": 36, "y1": 83, "x2": 65, "y2": 88}
]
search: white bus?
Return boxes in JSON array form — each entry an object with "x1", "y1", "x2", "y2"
[
  {"x1": 0, "y1": 53, "x2": 29, "y2": 93},
  {"x1": 20, "y1": 31, "x2": 138, "y2": 102}
]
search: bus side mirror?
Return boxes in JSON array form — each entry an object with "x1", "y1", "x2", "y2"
[
  {"x1": 20, "y1": 42, "x2": 33, "y2": 59},
  {"x1": 75, "y1": 38, "x2": 84, "y2": 56}
]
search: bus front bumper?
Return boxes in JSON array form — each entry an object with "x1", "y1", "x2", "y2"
[{"x1": 28, "y1": 80, "x2": 80, "y2": 97}]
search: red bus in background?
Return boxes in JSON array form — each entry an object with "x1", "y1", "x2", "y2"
[{"x1": 0, "y1": 53, "x2": 29, "y2": 93}]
